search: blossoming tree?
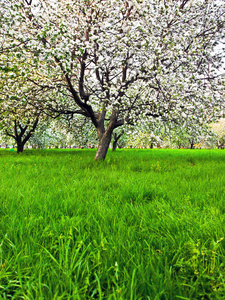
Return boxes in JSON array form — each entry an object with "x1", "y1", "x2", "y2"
[
  {"x1": 0, "y1": 53, "x2": 45, "y2": 152},
  {"x1": 211, "y1": 118, "x2": 225, "y2": 149},
  {"x1": 1, "y1": 0, "x2": 225, "y2": 159}
]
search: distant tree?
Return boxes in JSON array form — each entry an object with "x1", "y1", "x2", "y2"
[
  {"x1": 211, "y1": 118, "x2": 225, "y2": 149},
  {"x1": 112, "y1": 130, "x2": 124, "y2": 151},
  {"x1": 1, "y1": 0, "x2": 225, "y2": 159},
  {"x1": 0, "y1": 54, "x2": 45, "y2": 153},
  {"x1": 162, "y1": 120, "x2": 216, "y2": 149}
]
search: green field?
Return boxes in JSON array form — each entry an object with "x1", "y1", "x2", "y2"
[{"x1": 0, "y1": 149, "x2": 225, "y2": 299}]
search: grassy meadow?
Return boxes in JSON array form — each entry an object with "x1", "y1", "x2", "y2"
[{"x1": 0, "y1": 148, "x2": 225, "y2": 299}]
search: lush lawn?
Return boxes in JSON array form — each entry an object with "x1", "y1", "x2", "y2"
[{"x1": 0, "y1": 148, "x2": 225, "y2": 299}]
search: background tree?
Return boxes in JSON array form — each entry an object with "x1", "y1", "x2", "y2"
[
  {"x1": 0, "y1": 97, "x2": 40, "y2": 153},
  {"x1": 1, "y1": 0, "x2": 225, "y2": 159},
  {"x1": 166, "y1": 123, "x2": 215, "y2": 149},
  {"x1": 211, "y1": 118, "x2": 225, "y2": 149},
  {"x1": 0, "y1": 53, "x2": 45, "y2": 153},
  {"x1": 46, "y1": 117, "x2": 98, "y2": 149},
  {"x1": 112, "y1": 130, "x2": 125, "y2": 151}
]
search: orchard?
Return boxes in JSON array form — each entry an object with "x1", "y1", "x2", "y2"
[
  {"x1": 1, "y1": 2, "x2": 225, "y2": 299},
  {"x1": 0, "y1": 0, "x2": 224, "y2": 158}
]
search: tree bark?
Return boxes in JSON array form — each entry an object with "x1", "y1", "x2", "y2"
[
  {"x1": 112, "y1": 131, "x2": 124, "y2": 151},
  {"x1": 112, "y1": 140, "x2": 117, "y2": 151},
  {"x1": 95, "y1": 131, "x2": 112, "y2": 160},
  {"x1": 94, "y1": 110, "x2": 119, "y2": 160},
  {"x1": 189, "y1": 139, "x2": 195, "y2": 149},
  {"x1": 17, "y1": 142, "x2": 24, "y2": 153}
]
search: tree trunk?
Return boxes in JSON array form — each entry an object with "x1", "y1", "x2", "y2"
[
  {"x1": 112, "y1": 131, "x2": 124, "y2": 152},
  {"x1": 112, "y1": 132, "x2": 118, "y2": 152},
  {"x1": 95, "y1": 131, "x2": 112, "y2": 160},
  {"x1": 217, "y1": 140, "x2": 225, "y2": 149},
  {"x1": 112, "y1": 140, "x2": 117, "y2": 151},
  {"x1": 17, "y1": 142, "x2": 24, "y2": 153}
]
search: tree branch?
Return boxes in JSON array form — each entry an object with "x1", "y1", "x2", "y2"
[{"x1": 5, "y1": 130, "x2": 16, "y2": 140}]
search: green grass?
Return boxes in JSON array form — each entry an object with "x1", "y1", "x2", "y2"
[{"x1": 0, "y1": 148, "x2": 225, "y2": 299}]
